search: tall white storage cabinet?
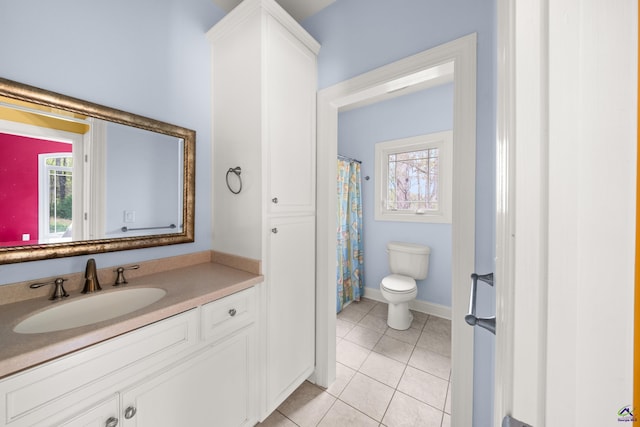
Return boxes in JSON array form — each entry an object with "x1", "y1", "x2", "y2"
[{"x1": 207, "y1": 0, "x2": 319, "y2": 419}]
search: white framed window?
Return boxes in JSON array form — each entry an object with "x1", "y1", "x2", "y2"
[
  {"x1": 39, "y1": 153, "x2": 73, "y2": 243},
  {"x1": 374, "y1": 131, "x2": 452, "y2": 223}
]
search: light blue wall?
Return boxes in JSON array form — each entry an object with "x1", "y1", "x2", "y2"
[
  {"x1": 0, "y1": 0, "x2": 225, "y2": 283},
  {"x1": 338, "y1": 84, "x2": 454, "y2": 307},
  {"x1": 303, "y1": 1, "x2": 496, "y2": 425},
  {"x1": 105, "y1": 124, "x2": 181, "y2": 238}
]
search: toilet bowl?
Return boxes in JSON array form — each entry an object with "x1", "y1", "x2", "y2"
[
  {"x1": 380, "y1": 274, "x2": 418, "y2": 330},
  {"x1": 380, "y1": 242, "x2": 430, "y2": 330}
]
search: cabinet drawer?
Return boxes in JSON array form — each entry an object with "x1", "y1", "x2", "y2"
[
  {"x1": 201, "y1": 287, "x2": 255, "y2": 343},
  {"x1": 0, "y1": 309, "x2": 198, "y2": 427},
  {"x1": 39, "y1": 394, "x2": 119, "y2": 427}
]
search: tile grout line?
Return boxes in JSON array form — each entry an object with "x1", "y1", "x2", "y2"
[
  {"x1": 376, "y1": 339, "x2": 415, "y2": 425},
  {"x1": 324, "y1": 394, "x2": 381, "y2": 426},
  {"x1": 275, "y1": 408, "x2": 300, "y2": 426},
  {"x1": 378, "y1": 388, "x2": 398, "y2": 426},
  {"x1": 313, "y1": 398, "x2": 336, "y2": 426}
]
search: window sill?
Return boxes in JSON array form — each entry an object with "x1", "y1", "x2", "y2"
[{"x1": 374, "y1": 211, "x2": 452, "y2": 224}]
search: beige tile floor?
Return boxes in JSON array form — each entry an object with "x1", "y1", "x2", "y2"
[{"x1": 258, "y1": 298, "x2": 452, "y2": 427}]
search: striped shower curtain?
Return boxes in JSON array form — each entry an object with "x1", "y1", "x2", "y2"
[{"x1": 336, "y1": 158, "x2": 364, "y2": 313}]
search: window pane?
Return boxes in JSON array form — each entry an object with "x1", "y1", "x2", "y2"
[
  {"x1": 46, "y1": 157, "x2": 73, "y2": 167},
  {"x1": 386, "y1": 147, "x2": 439, "y2": 211},
  {"x1": 47, "y1": 159, "x2": 73, "y2": 236}
]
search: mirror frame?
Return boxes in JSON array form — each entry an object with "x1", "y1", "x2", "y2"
[{"x1": 0, "y1": 77, "x2": 195, "y2": 264}]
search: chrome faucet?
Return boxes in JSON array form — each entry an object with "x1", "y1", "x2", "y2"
[
  {"x1": 82, "y1": 258, "x2": 102, "y2": 293},
  {"x1": 29, "y1": 278, "x2": 69, "y2": 301}
]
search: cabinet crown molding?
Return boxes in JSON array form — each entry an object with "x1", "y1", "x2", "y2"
[{"x1": 206, "y1": 0, "x2": 320, "y2": 54}]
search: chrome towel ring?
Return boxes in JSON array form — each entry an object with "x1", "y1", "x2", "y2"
[{"x1": 226, "y1": 166, "x2": 242, "y2": 194}]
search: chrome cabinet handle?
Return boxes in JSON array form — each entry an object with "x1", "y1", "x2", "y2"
[
  {"x1": 271, "y1": 228, "x2": 278, "y2": 234},
  {"x1": 464, "y1": 272, "x2": 496, "y2": 334},
  {"x1": 272, "y1": 197, "x2": 278, "y2": 204},
  {"x1": 105, "y1": 417, "x2": 119, "y2": 427},
  {"x1": 229, "y1": 308, "x2": 237, "y2": 317},
  {"x1": 124, "y1": 406, "x2": 137, "y2": 419}
]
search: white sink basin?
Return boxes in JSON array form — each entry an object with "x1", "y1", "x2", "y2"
[{"x1": 14, "y1": 288, "x2": 167, "y2": 334}]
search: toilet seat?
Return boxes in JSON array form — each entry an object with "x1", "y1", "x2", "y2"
[{"x1": 381, "y1": 274, "x2": 416, "y2": 294}]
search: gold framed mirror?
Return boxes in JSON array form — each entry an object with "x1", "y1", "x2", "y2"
[{"x1": 0, "y1": 77, "x2": 195, "y2": 264}]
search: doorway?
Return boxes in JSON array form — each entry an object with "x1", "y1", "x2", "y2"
[{"x1": 315, "y1": 34, "x2": 478, "y2": 426}]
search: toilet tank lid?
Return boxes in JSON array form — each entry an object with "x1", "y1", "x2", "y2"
[{"x1": 387, "y1": 241, "x2": 431, "y2": 255}]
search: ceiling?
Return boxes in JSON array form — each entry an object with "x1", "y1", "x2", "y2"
[{"x1": 211, "y1": 0, "x2": 335, "y2": 21}]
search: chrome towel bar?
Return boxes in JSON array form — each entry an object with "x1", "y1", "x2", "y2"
[{"x1": 121, "y1": 224, "x2": 176, "y2": 232}]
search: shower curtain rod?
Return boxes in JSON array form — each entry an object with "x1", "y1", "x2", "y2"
[{"x1": 338, "y1": 154, "x2": 362, "y2": 164}]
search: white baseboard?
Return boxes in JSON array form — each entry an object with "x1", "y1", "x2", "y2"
[{"x1": 363, "y1": 287, "x2": 452, "y2": 320}]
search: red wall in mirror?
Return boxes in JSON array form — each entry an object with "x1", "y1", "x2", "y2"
[{"x1": 0, "y1": 133, "x2": 71, "y2": 245}]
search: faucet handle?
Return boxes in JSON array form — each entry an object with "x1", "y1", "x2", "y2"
[
  {"x1": 113, "y1": 264, "x2": 140, "y2": 286},
  {"x1": 50, "y1": 278, "x2": 69, "y2": 300},
  {"x1": 30, "y1": 278, "x2": 69, "y2": 301}
]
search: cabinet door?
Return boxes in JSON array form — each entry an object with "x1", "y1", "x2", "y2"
[
  {"x1": 265, "y1": 15, "x2": 317, "y2": 215},
  {"x1": 120, "y1": 328, "x2": 255, "y2": 427},
  {"x1": 267, "y1": 216, "x2": 315, "y2": 409},
  {"x1": 55, "y1": 395, "x2": 119, "y2": 427}
]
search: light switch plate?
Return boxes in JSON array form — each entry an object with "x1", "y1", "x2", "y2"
[{"x1": 124, "y1": 211, "x2": 136, "y2": 223}]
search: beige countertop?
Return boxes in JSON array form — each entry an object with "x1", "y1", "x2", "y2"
[{"x1": 0, "y1": 261, "x2": 263, "y2": 379}]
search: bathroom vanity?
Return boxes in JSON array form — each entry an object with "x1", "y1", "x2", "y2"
[{"x1": 0, "y1": 259, "x2": 263, "y2": 427}]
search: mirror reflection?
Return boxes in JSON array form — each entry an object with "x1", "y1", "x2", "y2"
[{"x1": 0, "y1": 78, "x2": 195, "y2": 264}]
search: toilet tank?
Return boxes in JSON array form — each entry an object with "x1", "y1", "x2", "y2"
[{"x1": 387, "y1": 241, "x2": 431, "y2": 280}]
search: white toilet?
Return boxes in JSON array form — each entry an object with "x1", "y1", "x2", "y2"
[{"x1": 380, "y1": 241, "x2": 431, "y2": 330}]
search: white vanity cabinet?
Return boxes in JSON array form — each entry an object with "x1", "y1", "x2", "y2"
[
  {"x1": 120, "y1": 328, "x2": 255, "y2": 427},
  {"x1": 120, "y1": 288, "x2": 257, "y2": 427},
  {"x1": 0, "y1": 287, "x2": 257, "y2": 427},
  {"x1": 208, "y1": 0, "x2": 319, "y2": 419}
]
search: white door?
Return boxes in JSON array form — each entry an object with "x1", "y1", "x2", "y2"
[{"x1": 494, "y1": 1, "x2": 637, "y2": 426}]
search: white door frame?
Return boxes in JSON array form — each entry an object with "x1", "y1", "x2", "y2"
[
  {"x1": 494, "y1": 0, "x2": 549, "y2": 424},
  {"x1": 494, "y1": 0, "x2": 519, "y2": 423},
  {"x1": 314, "y1": 33, "x2": 477, "y2": 427},
  {"x1": 495, "y1": 1, "x2": 552, "y2": 424}
]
